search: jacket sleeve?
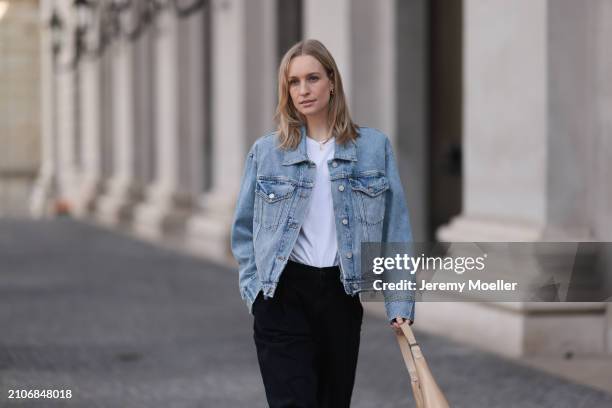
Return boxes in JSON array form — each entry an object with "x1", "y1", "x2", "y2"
[
  {"x1": 381, "y1": 136, "x2": 416, "y2": 323},
  {"x1": 230, "y1": 143, "x2": 259, "y2": 307}
]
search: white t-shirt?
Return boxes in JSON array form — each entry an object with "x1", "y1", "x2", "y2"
[{"x1": 289, "y1": 136, "x2": 339, "y2": 267}]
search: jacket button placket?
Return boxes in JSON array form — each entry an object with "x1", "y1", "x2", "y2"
[{"x1": 335, "y1": 178, "x2": 352, "y2": 284}]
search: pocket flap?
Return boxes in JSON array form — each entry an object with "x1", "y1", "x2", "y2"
[
  {"x1": 349, "y1": 175, "x2": 389, "y2": 197},
  {"x1": 256, "y1": 179, "x2": 296, "y2": 203}
]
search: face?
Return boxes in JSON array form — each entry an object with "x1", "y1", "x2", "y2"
[{"x1": 287, "y1": 55, "x2": 334, "y2": 119}]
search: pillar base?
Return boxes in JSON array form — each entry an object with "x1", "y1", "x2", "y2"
[
  {"x1": 437, "y1": 215, "x2": 545, "y2": 242},
  {"x1": 29, "y1": 169, "x2": 56, "y2": 218},
  {"x1": 433, "y1": 214, "x2": 610, "y2": 356},
  {"x1": 132, "y1": 185, "x2": 194, "y2": 241},
  {"x1": 96, "y1": 178, "x2": 144, "y2": 227},
  {"x1": 416, "y1": 302, "x2": 607, "y2": 357},
  {"x1": 55, "y1": 172, "x2": 82, "y2": 216},
  {"x1": 72, "y1": 175, "x2": 104, "y2": 218},
  {"x1": 186, "y1": 211, "x2": 233, "y2": 265},
  {"x1": 184, "y1": 192, "x2": 237, "y2": 263}
]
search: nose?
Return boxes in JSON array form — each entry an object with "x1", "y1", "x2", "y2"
[{"x1": 299, "y1": 81, "x2": 310, "y2": 96}]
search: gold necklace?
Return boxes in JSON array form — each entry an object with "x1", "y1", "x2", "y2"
[{"x1": 316, "y1": 135, "x2": 334, "y2": 150}]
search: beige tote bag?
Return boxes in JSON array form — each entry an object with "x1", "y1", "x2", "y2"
[{"x1": 395, "y1": 324, "x2": 450, "y2": 408}]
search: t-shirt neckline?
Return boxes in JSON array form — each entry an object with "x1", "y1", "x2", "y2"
[{"x1": 306, "y1": 135, "x2": 335, "y2": 146}]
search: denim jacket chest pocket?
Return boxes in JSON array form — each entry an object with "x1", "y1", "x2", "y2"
[
  {"x1": 255, "y1": 177, "x2": 296, "y2": 230},
  {"x1": 348, "y1": 174, "x2": 389, "y2": 225}
]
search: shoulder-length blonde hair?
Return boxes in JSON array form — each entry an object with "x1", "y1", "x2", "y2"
[{"x1": 274, "y1": 39, "x2": 359, "y2": 150}]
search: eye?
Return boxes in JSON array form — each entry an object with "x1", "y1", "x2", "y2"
[
  {"x1": 289, "y1": 79, "x2": 298, "y2": 86},
  {"x1": 308, "y1": 75, "x2": 319, "y2": 82}
]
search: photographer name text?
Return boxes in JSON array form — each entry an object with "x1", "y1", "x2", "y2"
[{"x1": 372, "y1": 279, "x2": 518, "y2": 292}]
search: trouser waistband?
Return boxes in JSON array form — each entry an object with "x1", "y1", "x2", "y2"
[{"x1": 284, "y1": 259, "x2": 340, "y2": 280}]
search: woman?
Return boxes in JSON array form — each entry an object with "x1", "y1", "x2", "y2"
[{"x1": 231, "y1": 39, "x2": 415, "y2": 407}]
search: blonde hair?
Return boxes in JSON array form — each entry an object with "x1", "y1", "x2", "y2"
[{"x1": 274, "y1": 39, "x2": 359, "y2": 150}]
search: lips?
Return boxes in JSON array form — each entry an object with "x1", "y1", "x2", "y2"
[{"x1": 300, "y1": 99, "x2": 316, "y2": 105}]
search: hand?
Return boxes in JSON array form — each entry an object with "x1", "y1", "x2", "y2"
[{"x1": 390, "y1": 317, "x2": 414, "y2": 334}]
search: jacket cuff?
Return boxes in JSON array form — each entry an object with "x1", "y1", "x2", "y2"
[{"x1": 385, "y1": 299, "x2": 415, "y2": 323}]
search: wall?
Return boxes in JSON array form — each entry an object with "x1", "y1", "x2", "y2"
[{"x1": 0, "y1": 0, "x2": 41, "y2": 217}]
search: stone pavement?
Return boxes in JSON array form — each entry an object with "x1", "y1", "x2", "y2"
[{"x1": 1, "y1": 219, "x2": 611, "y2": 408}]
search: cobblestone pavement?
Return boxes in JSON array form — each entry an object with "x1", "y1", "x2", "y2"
[{"x1": 1, "y1": 219, "x2": 611, "y2": 407}]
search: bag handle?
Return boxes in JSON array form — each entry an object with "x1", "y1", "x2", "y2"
[
  {"x1": 400, "y1": 323, "x2": 425, "y2": 360},
  {"x1": 395, "y1": 324, "x2": 451, "y2": 408},
  {"x1": 395, "y1": 327, "x2": 425, "y2": 408}
]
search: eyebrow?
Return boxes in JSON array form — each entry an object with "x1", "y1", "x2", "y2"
[{"x1": 288, "y1": 72, "x2": 320, "y2": 80}]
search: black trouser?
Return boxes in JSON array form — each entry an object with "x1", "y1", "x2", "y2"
[{"x1": 252, "y1": 260, "x2": 363, "y2": 408}]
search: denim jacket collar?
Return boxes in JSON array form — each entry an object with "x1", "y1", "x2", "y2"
[{"x1": 282, "y1": 124, "x2": 357, "y2": 166}]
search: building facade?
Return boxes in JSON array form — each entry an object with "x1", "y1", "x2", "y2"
[
  {"x1": 32, "y1": 0, "x2": 612, "y2": 356},
  {"x1": 0, "y1": 0, "x2": 41, "y2": 216}
]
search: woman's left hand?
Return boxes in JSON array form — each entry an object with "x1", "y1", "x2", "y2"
[{"x1": 390, "y1": 317, "x2": 413, "y2": 334}]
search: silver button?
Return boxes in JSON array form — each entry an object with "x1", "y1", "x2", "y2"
[
  {"x1": 332, "y1": 161, "x2": 338, "y2": 168},
  {"x1": 268, "y1": 193, "x2": 275, "y2": 199},
  {"x1": 342, "y1": 218, "x2": 348, "y2": 225},
  {"x1": 352, "y1": 283, "x2": 359, "y2": 290},
  {"x1": 338, "y1": 185, "x2": 345, "y2": 192},
  {"x1": 346, "y1": 252, "x2": 352, "y2": 259}
]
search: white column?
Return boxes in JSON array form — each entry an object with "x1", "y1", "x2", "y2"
[
  {"x1": 302, "y1": 0, "x2": 398, "y2": 154},
  {"x1": 72, "y1": 53, "x2": 103, "y2": 216},
  {"x1": 186, "y1": 0, "x2": 276, "y2": 262},
  {"x1": 53, "y1": 1, "x2": 81, "y2": 208},
  {"x1": 98, "y1": 42, "x2": 114, "y2": 192},
  {"x1": 31, "y1": 0, "x2": 58, "y2": 217},
  {"x1": 207, "y1": 0, "x2": 246, "y2": 203},
  {"x1": 303, "y1": 0, "x2": 351, "y2": 101},
  {"x1": 395, "y1": 0, "x2": 429, "y2": 241},
  {"x1": 132, "y1": 8, "x2": 202, "y2": 239},
  {"x1": 350, "y1": 0, "x2": 395, "y2": 139},
  {"x1": 440, "y1": 0, "x2": 548, "y2": 240},
  {"x1": 132, "y1": 28, "x2": 156, "y2": 190},
  {"x1": 97, "y1": 37, "x2": 143, "y2": 225},
  {"x1": 430, "y1": 0, "x2": 609, "y2": 357}
]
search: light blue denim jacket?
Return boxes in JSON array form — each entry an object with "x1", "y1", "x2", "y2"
[{"x1": 230, "y1": 125, "x2": 416, "y2": 322}]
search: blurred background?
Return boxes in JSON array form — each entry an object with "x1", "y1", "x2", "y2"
[{"x1": 1, "y1": 0, "x2": 612, "y2": 405}]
